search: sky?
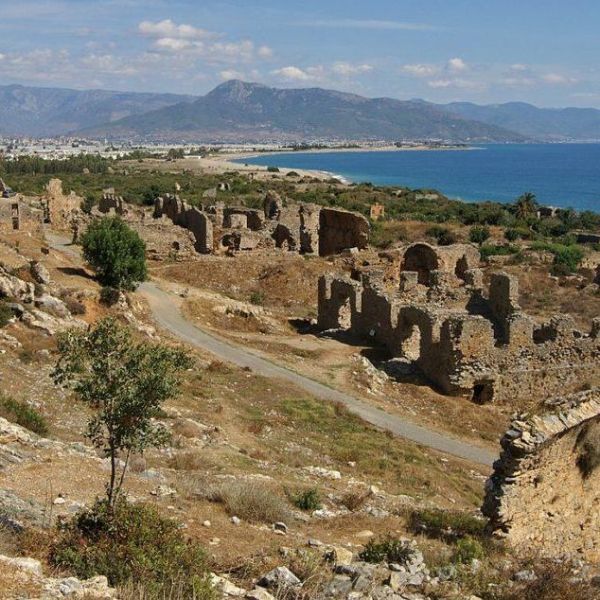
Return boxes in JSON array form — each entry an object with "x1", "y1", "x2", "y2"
[{"x1": 1, "y1": 0, "x2": 600, "y2": 107}]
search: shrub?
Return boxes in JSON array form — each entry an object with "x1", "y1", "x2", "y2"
[
  {"x1": 452, "y1": 536, "x2": 485, "y2": 564},
  {"x1": 50, "y1": 500, "x2": 214, "y2": 598},
  {"x1": 99, "y1": 286, "x2": 121, "y2": 306},
  {"x1": 291, "y1": 488, "x2": 322, "y2": 511},
  {"x1": 427, "y1": 225, "x2": 457, "y2": 246},
  {"x1": 469, "y1": 225, "x2": 491, "y2": 245},
  {"x1": 208, "y1": 481, "x2": 290, "y2": 523},
  {"x1": 286, "y1": 171, "x2": 300, "y2": 177},
  {"x1": 267, "y1": 166, "x2": 280, "y2": 173},
  {"x1": 0, "y1": 394, "x2": 48, "y2": 435},
  {"x1": 479, "y1": 244, "x2": 521, "y2": 261},
  {"x1": 531, "y1": 242, "x2": 584, "y2": 274},
  {"x1": 359, "y1": 536, "x2": 413, "y2": 564},
  {"x1": 0, "y1": 301, "x2": 13, "y2": 328},
  {"x1": 249, "y1": 291, "x2": 265, "y2": 306},
  {"x1": 63, "y1": 297, "x2": 86, "y2": 315},
  {"x1": 340, "y1": 489, "x2": 369, "y2": 512},
  {"x1": 81, "y1": 216, "x2": 147, "y2": 291},
  {"x1": 408, "y1": 508, "x2": 486, "y2": 541},
  {"x1": 504, "y1": 228, "x2": 520, "y2": 242}
]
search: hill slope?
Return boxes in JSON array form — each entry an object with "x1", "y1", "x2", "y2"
[
  {"x1": 77, "y1": 80, "x2": 526, "y2": 143},
  {"x1": 0, "y1": 85, "x2": 194, "y2": 137},
  {"x1": 442, "y1": 101, "x2": 600, "y2": 141}
]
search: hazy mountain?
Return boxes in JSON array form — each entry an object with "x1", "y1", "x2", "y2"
[
  {"x1": 0, "y1": 85, "x2": 194, "y2": 137},
  {"x1": 442, "y1": 101, "x2": 600, "y2": 141},
  {"x1": 77, "y1": 80, "x2": 527, "y2": 143}
]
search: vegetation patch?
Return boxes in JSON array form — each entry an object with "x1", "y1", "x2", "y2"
[
  {"x1": 50, "y1": 499, "x2": 214, "y2": 598},
  {"x1": 290, "y1": 487, "x2": 322, "y2": 511},
  {"x1": 0, "y1": 394, "x2": 48, "y2": 435},
  {"x1": 359, "y1": 535, "x2": 413, "y2": 564}
]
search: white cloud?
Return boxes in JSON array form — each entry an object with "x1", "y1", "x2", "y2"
[
  {"x1": 331, "y1": 62, "x2": 373, "y2": 76},
  {"x1": 541, "y1": 72, "x2": 576, "y2": 85},
  {"x1": 219, "y1": 69, "x2": 245, "y2": 81},
  {"x1": 257, "y1": 45, "x2": 273, "y2": 59},
  {"x1": 272, "y1": 66, "x2": 312, "y2": 81},
  {"x1": 510, "y1": 63, "x2": 529, "y2": 72},
  {"x1": 402, "y1": 63, "x2": 439, "y2": 78},
  {"x1": 138, "y1": 19, "x2": 215, "y2": 40},
  {"x1": 428, "y1": 77, "x2": 483, "y2": 90},
  {"x1": 447, "y1": 57, "x2": 468, "y2": 73}
]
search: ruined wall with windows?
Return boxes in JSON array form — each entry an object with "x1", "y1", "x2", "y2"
[
  {"x1": 153, "y1": 190, "x2": 369, "y2": 257},
  {"x1": 318, "y1": 242, "x2": 600, "y2": 405}
]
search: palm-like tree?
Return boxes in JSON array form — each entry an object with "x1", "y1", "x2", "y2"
[{"x1": 514, "y1": 192, "x2": 539, "y2": 220}]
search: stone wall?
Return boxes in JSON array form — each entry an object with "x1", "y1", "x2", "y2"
[
  {"x1": 318, "y1": 248, "x2": 600, "y2": 405},
  {"x1": 153, "y1": 194, "x2": 213, "y2": 254},
  {"x1": 483, "y1": 390, "x2": 600, "y2": 562},
  {"x1": 318, "y1": 208, "x2": 369, "y2": 256},
  {"x1": 44, "y1": 179, "x2": 82, "y2": 230},
  {"x1": 98, "y1": 192, "x2": 126, "y2": 215}
]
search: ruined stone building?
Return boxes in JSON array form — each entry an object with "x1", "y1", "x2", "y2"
[
  {"x1": 483, "y1": 389, "x2": 600, "y2": 562},
  {"x1": 98, "y1": 190, "x2": 126, "y2": 215},
  {"x1": 152, "y1": 190, "x2": 370, "y2": 257},
  {"x1": 43, "y1": 179, "x2": 83, "y2": 230},
  {"x1": 318, "y1": 242, "x2": 600, "y2": 404}
]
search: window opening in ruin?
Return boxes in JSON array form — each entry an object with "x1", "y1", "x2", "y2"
[
  {"x1": 402, "y1": 325, "x2": 422, "y2": 362},
  {"x1": 402, "y1": 245, "x2": 439, "y2": 285},
  {"x1": 472, "y1": 381, "x2": 495, "y2": 404},
  {"x1": 455, "y1": 255, "x2": 469, "y2": 281}
]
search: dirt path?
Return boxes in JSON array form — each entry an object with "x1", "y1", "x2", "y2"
[{"x1": 45, "y1": 231, "x2": 497, "y2": 467}]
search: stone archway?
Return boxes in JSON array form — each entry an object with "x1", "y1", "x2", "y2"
[{"x1": 402, "y1": 244, "x2": 440, "y2": 285}]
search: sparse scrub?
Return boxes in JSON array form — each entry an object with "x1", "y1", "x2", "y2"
[
  {"x1": 291, "y1": 487, "x2": 322, "y2": 511},
  {"x1": 576, "y1": 421, "x2": 600, "y2": 479},
  {"x1": 408, "y1": 508, "x2": 487, "y2": 541},
  {"x1": 359, "y1": 535, "x2": 413, "y2": 564},
  {"x1": 340, "y1": 489, "x2": 369, "y2": 511},
  {"x1": 50, "y1": 499, "x2": 214, "y2": 599},
  {"x1": 452, "y1": 536, "x2": 485, "y2": 564},
  {"x1": 469, "y1": 225, "x2": 491, "y2": 245},
  {"x1": 0, "y1": 395, "x2": 48, "y2": 435},
  {"x1": 207, "y1": 480, "x2": 290, "y2": 523},
  {"x1": 0, "y1": 301, "x2": 13, "y2": 328},
  {"x1": 63, "y1": 296, "x2": 86, "y2": 315},
  {"x1": 249, "y1": 290, "x2": 265, "y2": 306}
]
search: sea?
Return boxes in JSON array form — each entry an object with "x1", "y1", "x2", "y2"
[{"x1": 235, "y1": 143, "x2": 600, "y2": 213}]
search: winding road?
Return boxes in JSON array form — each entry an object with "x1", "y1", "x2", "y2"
[{"x1": 47, "y1": 232, "x2": 497, "y2": 467}]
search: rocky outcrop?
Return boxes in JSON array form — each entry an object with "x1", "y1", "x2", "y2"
[{"x1": 483, "y1": 389, "x2": 600, "y2": 562}]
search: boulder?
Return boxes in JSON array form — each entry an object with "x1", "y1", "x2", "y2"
[
  {"x1": 30, "y1": 261, "x2": 51, "y2": 285},
  {"x1": 35, "y1": 294, "x2": 71, "y2": 318},
  {"x1": 0, "y1": 270, "x2": 34, "y2": 303},
  {"x1": 257, "y1": 566, "x2": 301, "y2": 590}
]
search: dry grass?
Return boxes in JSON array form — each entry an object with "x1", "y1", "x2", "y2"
[
  {"x1": 340, "y1": 488, "x2": 370, "y2": 512},
  {"x1": 205, "y1": 480, "x2": 290, "y2": 524}
]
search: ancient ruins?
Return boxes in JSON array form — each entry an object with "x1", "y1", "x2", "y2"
[
  {"x1": 153, "y1": 190, "x2": 370, "y2": 256},
  {"x1": 483, "y1": 389, "x2": 600, "y2": 562},
  {"x1": 318, "y1": 242, "x2": 600, "y2": 404}
]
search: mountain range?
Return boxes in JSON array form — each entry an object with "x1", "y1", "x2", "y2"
[{"x1": 2, "y1": 80, "x2": 600, "y2": 143}]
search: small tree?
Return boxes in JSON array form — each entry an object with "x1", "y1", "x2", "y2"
[
  {"x1": 52, "y1": 318, "x2": 193, "y2": 507},
  {"x1": 469, "y1": 225, "x2": 490, "y2": 245},
  {"x1": 81, "y1": 216, "x2": 147, "y2": 291},
  {"x1": 514, "y1": 192, "x2": 538, "y2": 220}
]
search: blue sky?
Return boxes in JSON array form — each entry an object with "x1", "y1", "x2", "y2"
[{"x1": 1, "y1": 0, "x2": 600, "y2": 107}]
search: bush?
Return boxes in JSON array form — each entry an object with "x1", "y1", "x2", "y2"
[
  {"x1": 452, "y1": 536, "x2": 485, "y2": 564},
  {"x1": 249, "y1": 291, "x2": 265, "y2": 306},
  {"x1": 63, "y1": 297, "x2": 86, "y2": 315},
  {"x1": 0, "y1": 301, "x2": 13, "y2": 328},
  {"x1": 50, "y1": 500, "x2": 214, "y2": 598},
  {"x1": 291, "y1": 488, "x2": 322, "y2": 511},
  {"x1": 479, "y1": 244, "x2": 521, "y2": 261},
  {"x1": 340, "y1": 489, "x2": 369, "y2": 511},
  {"x1": 427, "y1": 225, "x2": 457, "y2": 246},
  {"x1": 0, "y1": 394, "x2": 48, "y2": 435},
  {"x1": 267, "y1": 166, "x2": 280, "y2": 173},
  {"x1": 469, "y1": 225, "x2": 491, "y2": 245},
  {"x1": 359, "y1": 536, "x2": 413, "y2": 564},
  {"x1": 504, "y1": 228, "x2": 520, "y2": 242},
  {"x1": 531, "y1": 242, "x2": 584, "y2": 274},
  {"x1": 208, "y1": 481, "x2": 290, "y2": 523},
  {"x1": 81, "y1": 217, "x2": 147, "y2": 291},
  {"x1": 408, "y1": 508, "x2": 486, "y2": 541},
  {"x1": 99, "y1": 286, "x2": 121, "y2": 306}
]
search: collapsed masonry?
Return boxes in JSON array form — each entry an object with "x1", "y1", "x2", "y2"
[
  {"x1": 43, "y1": 178, "x2": 83, "y2": 230},
  {"x1": 98, "y1": 190, "x2": 126, "y2": 215},
  {"x1": 318, "y1": 242, "x2": 600, "y2": 404},
  {"x1": 152, "y1": 190, "x2": 369, "y2": 256},
  {"x1": 483, "y1": 389, "x2": 600, "y2": 562}
]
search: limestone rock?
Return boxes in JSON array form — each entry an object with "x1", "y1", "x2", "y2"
[{"x1": 257, "y1": 566, "x2": 301, "y2": 590}]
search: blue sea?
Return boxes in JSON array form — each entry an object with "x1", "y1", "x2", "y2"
[{"x1": 236, "y1": 144, "x2": 600, "y2": 212}]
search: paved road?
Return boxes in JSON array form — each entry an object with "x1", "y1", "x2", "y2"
[{"x1": 46, "y1": 232, "x2": 497, "y2": 467}]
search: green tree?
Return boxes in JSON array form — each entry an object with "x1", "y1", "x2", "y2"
[
  {"x1": 80, "y1": 216, "x2": 147, "y2": 291},
  {"x1": 514, "y1": 192, "x2": 539, "y2": 220},
  {"x1": 469, "y1": 225, "x2": 491, "y2": 245},
  {"x1": 52, "y1": 318, "x2": 193, "y2": 507}
]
